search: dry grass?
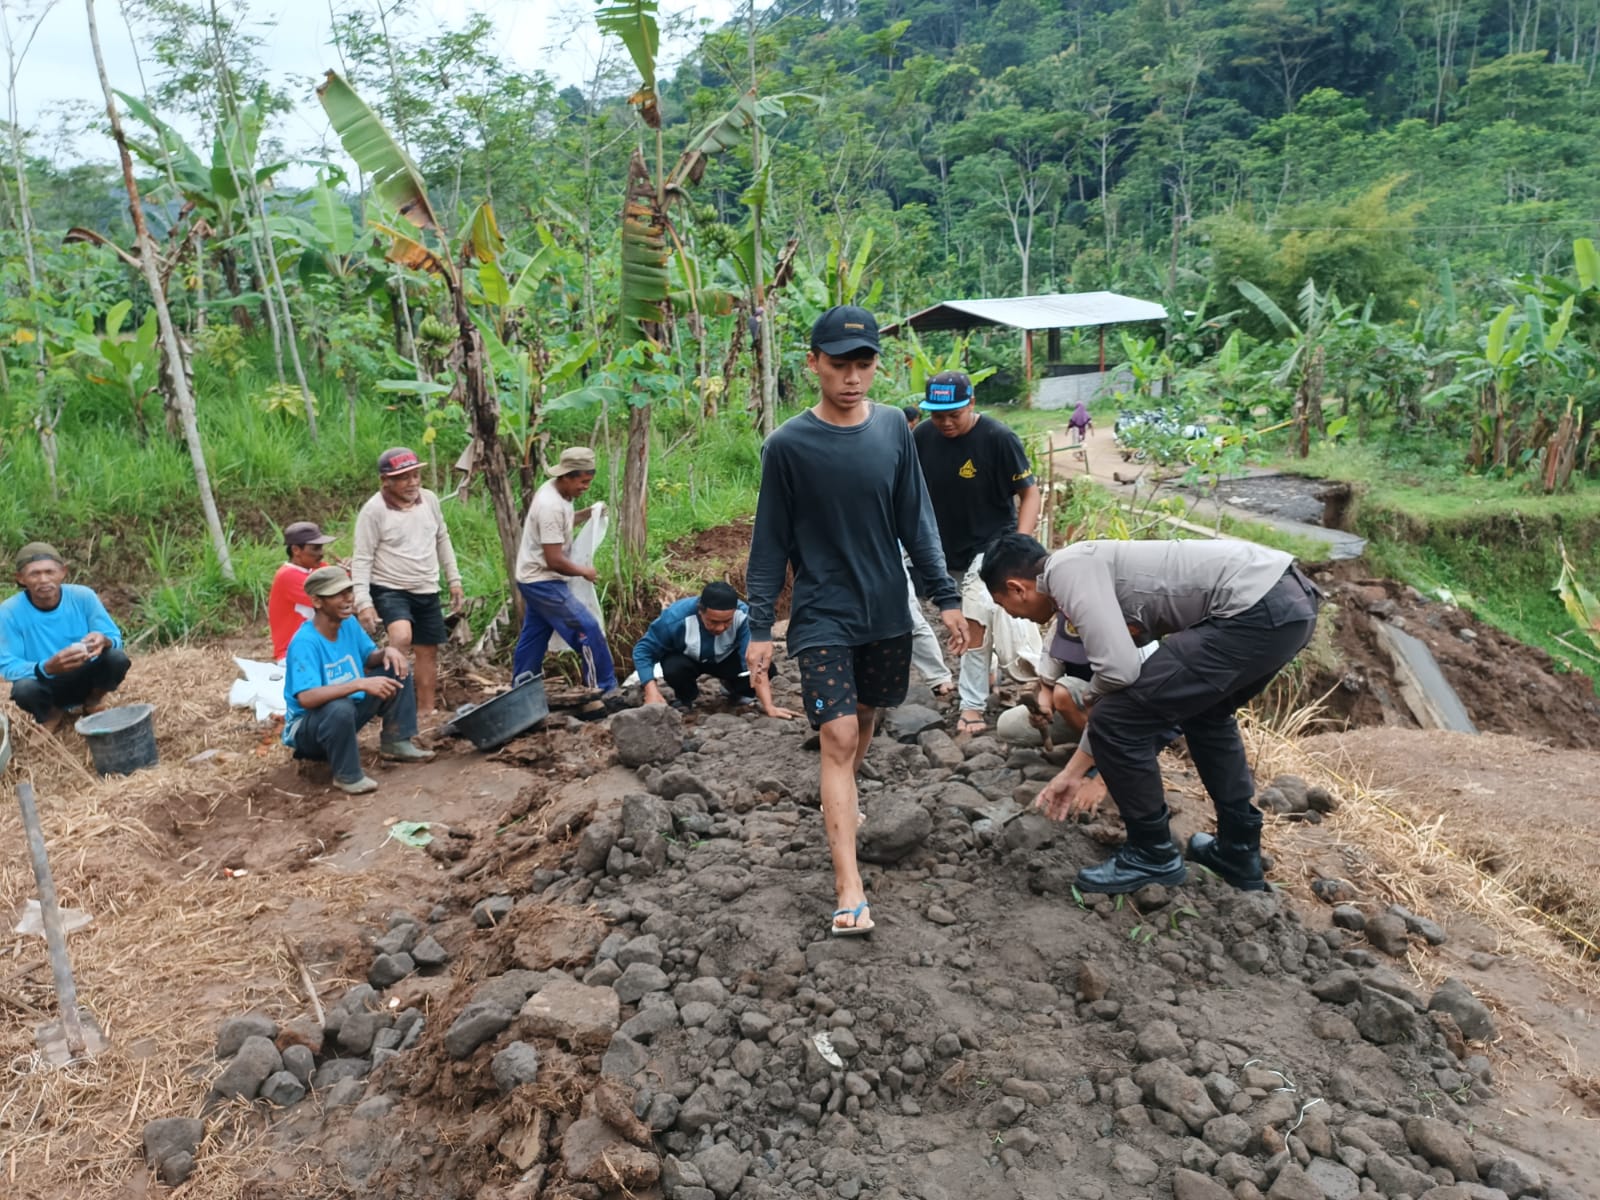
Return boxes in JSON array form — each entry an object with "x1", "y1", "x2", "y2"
[
  {"x1": 0, "y1": 647, "x2": 396, "y2": 1199},
  {"x1": 1241, "y1": 701, "x2": 1600, "y2": 1105},
  {"x1": 1241, "y1": 703, "x2": 1600, "y2": 986}
]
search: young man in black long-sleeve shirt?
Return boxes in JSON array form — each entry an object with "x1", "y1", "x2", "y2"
[{"x1": 745, "y1": 306, "x2": 967, "y2": 938}]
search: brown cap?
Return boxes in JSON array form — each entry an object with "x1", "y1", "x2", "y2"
[
  {"x1": 284, "y1": 521, "x2": 336, "y2": 548},
  {"x1": 378, "y1": 446, "x2": 425, "y2": 477},
  {"x1": 556, "y1": 447, "x2": 597, "y2": 476},
  {"x1": 15, "y1": 541, "x2": 63, "y2": 571},
  {"x1": 304, "y1": 566, "x2": 356, "y2": 597}
]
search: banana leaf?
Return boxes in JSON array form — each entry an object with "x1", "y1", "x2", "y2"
[
  {"x1": 1556, "y1": 539, "x2": 1600, "y2": 653},
  {"x1": 316, "y1": 72, "x2": 441, "y2": 237},
  {"x1": 306, "y1": 184, "x2": 356, "y2": 257},
  {"x1": 596, "y1": 0, "x2": 660, "y2": 127},
  {"x1": 464, "y1": 202, "x2": 505, "y2": 264},
  {"x1": 620, "y1": 148, "x2": 669, "y2": 344}
]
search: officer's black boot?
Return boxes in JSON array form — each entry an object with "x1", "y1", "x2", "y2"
[
  {"x1": 1187, "y1": 819, "x2": 1267, "y2": 892},
  {"x1": 1075, "y1": 810, "x2": 1187, "y2": 894}
]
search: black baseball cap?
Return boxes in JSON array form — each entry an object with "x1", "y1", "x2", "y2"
[
  {"x1": 922, "y1": 370, "x2": 974, "y2": 411},
  {"x1": 810, "y1": 305, "x2": 881, "y2": 356}
]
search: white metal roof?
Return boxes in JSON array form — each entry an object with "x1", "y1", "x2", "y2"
[{"x1": 882, "y1": 291, "x2": 1168, "y2": 336}]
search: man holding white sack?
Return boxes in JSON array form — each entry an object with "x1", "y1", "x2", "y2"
[{"x1": 512, "y1": 447, "x2": 622, "y2": 705}]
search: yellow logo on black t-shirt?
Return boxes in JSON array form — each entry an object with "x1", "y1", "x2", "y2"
[{"x1": 958, "y1": 459, "x2": 976, "y2": 479}]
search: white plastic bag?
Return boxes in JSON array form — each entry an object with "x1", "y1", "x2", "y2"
[
  {"x1": 228, "y1": 656, "x2": 287, "y2": 721},
  {"x1": 989, "y1": 610, "x2": 1045, "y2": 683},
  {"x1": 551, "y1": 502, "x2": 609, "y2": 654}
]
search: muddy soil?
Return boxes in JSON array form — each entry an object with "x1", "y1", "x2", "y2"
[
  {"x1": 9, "y1": 551, "x2": 1600, "y2": 1200},
  {"x1": 1300, "y1": 726, "x2": 1600, "y2": 955},
  {"x1": 1302, "y1": 565, "x2": 1600, "y2": 748},
  {"x1": 1213, "y1": 475, "x2": 1335, "y2": 527},
  {"x1": 169, "y1": 662, "x2": 1594, "y2": 1200}
]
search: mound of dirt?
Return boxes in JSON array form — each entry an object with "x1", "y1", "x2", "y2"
[
  {"x1": 1305, "y1": 567, "x2": 1600, "y2": 748},
  {"x1": 221, "y1": 670, "x2": 1587, "y2": 1200},
  {"x1": 1300, "y1": 727, "x2": 1600, "y2": 955}
]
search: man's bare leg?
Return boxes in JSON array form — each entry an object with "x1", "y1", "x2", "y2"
[
  {"x1": 853, "y1": 704, "x2": 877, "y2": 774},
  {"x1": 413, "y1": 643, "x2": 439, "y2": 714},
  {"x1": 819, "y1": 710, "x2": 872, "y2": 932},
  {"x1": 385, "y1": 618, "x2": 426, "y2": 712}
]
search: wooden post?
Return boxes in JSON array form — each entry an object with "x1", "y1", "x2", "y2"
[
  {"x1": 1042, "y1": 433, "x2": 1055, "y2": 547},
  {"x1": 1097, "y1": 327, "x2": 1106, "y2": 373},
  {"x1": 1022, "y1": 330, "x2": 1034, "y2": 405},
  {"x1": 17, "y1": 782, "x2": 89, "y2": 1058}
]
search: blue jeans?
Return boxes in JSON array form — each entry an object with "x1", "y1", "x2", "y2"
[{"x1": 514, "y1": 580, "x2": 617, "y2": 691}]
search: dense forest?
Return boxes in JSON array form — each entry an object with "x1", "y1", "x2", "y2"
[
  {"x1": 2, "y1": 0, "x2": 1600, "y2": 667},
  {"x1": 11, "y1": 1, "x2": 1600, "y2": 325}
]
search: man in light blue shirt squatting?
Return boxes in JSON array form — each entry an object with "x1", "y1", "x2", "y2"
[
  {"x1": 282, "y1": 565, "x2": 435, "y2": 795},
  {"x1": 633, "y1": 582, "x2": 794, "y2": 718},
  {"x1": 0, "y1": 541, "x2": 131, "y2": 732}
]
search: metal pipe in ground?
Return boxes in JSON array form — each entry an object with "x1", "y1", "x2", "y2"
[{"x1": 16, "y1": 781, "x2": 88, "y2": 1058}]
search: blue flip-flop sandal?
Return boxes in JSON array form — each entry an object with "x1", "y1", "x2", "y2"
[{"x1": 830, "y1": 901, "x2": 874, "y2": 938}]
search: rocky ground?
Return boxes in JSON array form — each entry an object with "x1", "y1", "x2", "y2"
[{"x1": 164, "y1": 661, "x2": 1580, "y2": 1200}]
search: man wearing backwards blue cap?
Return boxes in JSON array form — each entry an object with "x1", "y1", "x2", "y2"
[
  {"x1": 914, "y1": 369, "x2": 1041, "y2": 736},
  {"x1": 746, "y1": 304, "x2": 967, "y2": 938}
]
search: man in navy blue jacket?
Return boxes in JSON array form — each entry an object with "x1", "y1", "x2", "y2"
[{"x1": 634, "y1": 582, "x2": 793, "y2": 718}]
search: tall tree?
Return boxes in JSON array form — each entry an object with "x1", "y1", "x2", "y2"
[{"x1": 84, "y1": 0, "x2": 234, "y2": 578}]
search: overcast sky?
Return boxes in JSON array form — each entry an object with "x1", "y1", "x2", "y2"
[{"x1": 4, "y1": 0, "x2": 735, "y2": 169}]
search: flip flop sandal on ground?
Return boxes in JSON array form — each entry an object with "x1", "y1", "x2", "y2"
[
  {"x1": 830, "y1": 901, "x2": 874, "y2": 938},
  {"x1": 956, "y1": 716, "x2": 988, "y2": 736}
]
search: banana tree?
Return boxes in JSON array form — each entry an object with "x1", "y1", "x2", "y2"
[
  {"x1": 1235, "y1": 277, "x2": 1340, "y2": 458},
  {"x1": 118, "y1": 96, "x2": 277, "y2": 326},
  {"x1": 598, "y1": 0, "x2": 805, "y2": 557},
  {"x1": 317, "y1": 70, "x2": 522, "y2": 600}
]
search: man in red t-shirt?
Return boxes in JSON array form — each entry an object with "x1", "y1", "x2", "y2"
[{"x1": 269, "y1": 522, "x2": 338, "y2": 661}]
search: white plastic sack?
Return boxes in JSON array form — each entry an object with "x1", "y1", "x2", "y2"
[
  {"x1": 229, "y1": 656, "x2": 287, "y2": 721},
  {"x1": 990, "y1": 609, "x2": 1045, "y2": 684},
  {"x1": 14, "y1": 898, "x2": 93, "y2": 938},
  {"x1": 551, "y1": 502, "x2": 609, "y2": 654}
]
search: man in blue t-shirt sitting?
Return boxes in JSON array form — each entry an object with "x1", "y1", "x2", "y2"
[
  {"x1": 0, "y1": 542, "x2": 131, "y2": 732},
  {"x1": 633, "y1": 581, "x2": 793, "y2": 717},
  {"x1": 282, "y1": 565, "x2": 435, "y2": 795}
]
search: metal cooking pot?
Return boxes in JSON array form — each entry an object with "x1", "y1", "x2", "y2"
[{"x1": 443, "y1": 673, "x2": 550, "y2": 750}]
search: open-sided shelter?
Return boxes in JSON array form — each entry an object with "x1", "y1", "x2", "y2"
[{"x1": 883, "y1": 290, "x2": 1168, "y2": 410}]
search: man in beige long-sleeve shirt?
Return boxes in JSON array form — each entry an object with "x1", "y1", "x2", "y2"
[{"x1": 353, "y1": 446, "x2": 464, "y2": 715}]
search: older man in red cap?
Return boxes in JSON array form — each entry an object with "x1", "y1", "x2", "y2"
[
  {"x1": 268, "y1": 521, "x2": 337, "y2": 662},
  {"x1": 352, "y1": 447, "x2": 464, "y2": 716}
]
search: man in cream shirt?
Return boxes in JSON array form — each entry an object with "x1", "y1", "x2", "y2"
[
  {"x1": 352, "y1": 447, "x2": 464, "y2": 716},
  {"x1": 512, "y1": 447, "x2": 620, "y2": 704}
]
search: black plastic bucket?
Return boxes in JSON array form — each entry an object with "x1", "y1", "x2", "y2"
[
  {"x1": 74, "y1": 703, "x2": 159, "y2": 775},
  {"x1": 443, "y1": 674, "x2": 549, "y2": 750}
]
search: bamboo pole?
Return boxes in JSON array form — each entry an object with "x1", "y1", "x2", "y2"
[{"x1": 16, "y1": 782, "x2": 88, "y2": 1058}]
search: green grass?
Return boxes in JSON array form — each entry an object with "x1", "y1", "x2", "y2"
[
  {"x1": 0, "y1": 351, "x2": 777, "y2": 644},
  {"x1": 1252, "y1": 430, "x2": 1600, "y2": 688},
  {"x1": 1264, "y1": 438, "x2": 1600, "y2": 526}
]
